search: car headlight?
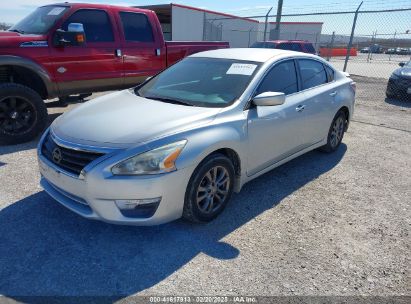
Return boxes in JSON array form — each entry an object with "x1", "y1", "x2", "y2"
[{"x1": 111, "y1": 140, "x2": 187, "y2": 175}]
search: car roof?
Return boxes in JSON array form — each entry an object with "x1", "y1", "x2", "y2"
[{"x1": 189, "y1": 48, "x2": 317, "y2": 63}]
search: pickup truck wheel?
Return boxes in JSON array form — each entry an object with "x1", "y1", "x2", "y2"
[
  {"x1": 183, "y1": 153, "x2": 235, "y2": 223},
  {"x1": 0, "y1": 83, "x2": 48, "y2": 145}
]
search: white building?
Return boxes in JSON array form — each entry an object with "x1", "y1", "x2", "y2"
[{"x1": 138, "y1": 3, "x2": 323, "y2": 49}]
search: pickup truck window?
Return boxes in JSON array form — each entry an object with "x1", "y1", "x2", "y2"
[
  {"x1": 9, "y1": 5, "x2": 68, "y2": 35},
  {"x1": 119, "y1": 12, "x2": 154, "y2": 42},
  {"x1": 62, "y1": 9, "x2": 114, "y2": 42},
  {"x1": 137, "y1": 58, "x2": 261, "y2": 108}
]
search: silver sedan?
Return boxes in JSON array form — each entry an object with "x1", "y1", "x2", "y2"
[{"x1": 37, "y1": 48, "x2": 356, "y2": 225}]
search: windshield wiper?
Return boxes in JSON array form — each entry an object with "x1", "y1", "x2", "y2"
[
  {"x1": 9, "y1": 29, "x2": 25, "y2": 34},
  {"x1": 144, "y1": 95, "x2": 194, "y2": 106}
]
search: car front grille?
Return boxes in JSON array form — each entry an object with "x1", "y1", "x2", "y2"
[
  {"x1": 398, "y1": 77, "x2": 411, "y2": 87},
  {"x1": 41, "y1": 133, "x2": 105, "y2": 176}
]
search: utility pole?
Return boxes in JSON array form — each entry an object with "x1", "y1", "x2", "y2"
[
  {"x1": 343, "y1": 1, "x2": 363, "y2": 72},
  {"x1": 263, "y1": 7, "x2": 273, "y2": 44},
  {"x1": 273, "y1": 0, "x2": 284, "y2": 40}
]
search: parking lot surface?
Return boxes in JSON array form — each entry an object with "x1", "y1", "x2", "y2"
[
  {"x1": 0, "y1": 76, "x2": 410, "y2": 299},
  {"x1": 330, "y1": 54, "x2": 410, "y2": 79}
]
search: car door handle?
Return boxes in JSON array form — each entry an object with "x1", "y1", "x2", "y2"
[
  {"x1": 296, "y1": 105, "x2": 306, "y2": 112},
  {"x1": 329, "y1": 91, "x2": 338, "y2": 97}
]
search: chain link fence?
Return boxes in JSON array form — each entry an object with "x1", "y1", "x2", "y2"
[{"x1": 203, "y1": 7, "x2": 411, "y2": 87}]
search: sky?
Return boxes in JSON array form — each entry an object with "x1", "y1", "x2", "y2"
[{"x1": 1, "y1": 0, "x2": 410, "y2": 37}]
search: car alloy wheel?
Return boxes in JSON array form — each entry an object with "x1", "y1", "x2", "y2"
[
  {"x1": 196, "y1": 165, "x2": 230, "y2": 214},
  {"x1": 330, "y1": 115, "x2": 345, "y2": 149}
]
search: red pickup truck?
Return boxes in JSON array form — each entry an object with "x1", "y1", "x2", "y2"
[{"x1": 0, "y1": 3, "x2": 229, "y2": 144}]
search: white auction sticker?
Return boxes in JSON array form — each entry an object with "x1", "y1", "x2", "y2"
[
  {"x1": 48, "y1": 7, "x2": 66, "y2": 16},
  {"x1": 226, "y1": 63, "x2": 257, "y2": 76}
]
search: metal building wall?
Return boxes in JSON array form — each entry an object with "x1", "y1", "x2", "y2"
[{"x1": 171, "y1": 5, "x2": 323, "y2": 49}]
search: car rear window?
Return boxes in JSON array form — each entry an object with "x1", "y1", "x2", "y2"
[
  {"x1": 304, "y1": 44, "x2": 316, "y2": 54},
  {"x1": 250, "y1": 42, "x2": 276, "y2": 48},
  {"x1": 276, "y1": 43, "x2": 302, "y2": 52}
]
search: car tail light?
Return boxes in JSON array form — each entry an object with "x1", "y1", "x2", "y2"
[{"x1": 350, "y1": 82, "x2": 356, "y2": 94}]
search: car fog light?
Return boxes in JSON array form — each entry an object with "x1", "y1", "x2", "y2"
[{"x1": 115, "y1": 197, "x2": 162, "y2": 210}]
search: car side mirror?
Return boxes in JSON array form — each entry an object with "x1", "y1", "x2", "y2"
[
  {"x1": 399, "y1": 62, "x2": 405, "y2": 67},
  {"x1": 252, "y1": 92, "x2": 285, "y2": 107},
  {"x1": 53, "y1": 23, "x2": 86, "y2": 47}
]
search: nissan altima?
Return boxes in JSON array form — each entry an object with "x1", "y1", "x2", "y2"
[{"x1": 37, "y1": 48, "x2": 356, "y2": 225}]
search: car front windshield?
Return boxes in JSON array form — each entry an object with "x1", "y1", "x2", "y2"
[
  {"x1": 137, "y1": 57, "x2": 261, "y2": 108},
  {"x1": 9, "y1": 6, "x2": 68, "y2": 35}
]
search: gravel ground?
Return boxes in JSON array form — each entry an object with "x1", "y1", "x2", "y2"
[
  {"x1": 330, "y1": 54, "x2": 409, "y2": 79},
  {"x1": 0, "y1": 77, "x2": 410, "y2": 301}
]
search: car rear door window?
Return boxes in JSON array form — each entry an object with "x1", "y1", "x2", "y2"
[
  {"x1": 119, "y1": 12, "x2": 154, "y2": 42},
  {"x1": 63, "y1": 9, "x2": 114, "y2": 42},
  {"x1": 256, "y1": 60, "x2": 298, "y2": 95},
  {"x1": 324, "y1": 65, "x2": 335, "y2": 82},
  {"x1": 298, "y1": 59, "x2": 327, "y2": 90}
]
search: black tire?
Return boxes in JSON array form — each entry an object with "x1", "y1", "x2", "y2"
[
  {"x1": 183, "y1": 153, "x2": 235, "y2": 223},
  {"x1": 320, "y1": 110, "x2": 347, "y2": 153},
  {"x1": 386, "y1": 90, "x2": 396, "y2": 99},
  {"x1": 0, "y1": 83, "x2": 48, "y2": 145}
]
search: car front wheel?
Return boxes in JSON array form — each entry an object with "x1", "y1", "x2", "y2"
[{"x1": 183, "y1": 153, "x2": 235, "y2": 223}]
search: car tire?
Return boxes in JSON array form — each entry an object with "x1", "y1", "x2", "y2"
[
  {"x1": 319, "y1": 110, "x2": 347, "y2": 153},
  {"x1": 386, "y1": 90, "x2": 396, "y2": 99},
  {"x1": 183, "y1": 153, "x2": 235, "y2": 223},
  {"x1": 0, "y1": 83, "x2": 48, "y2": 145}
]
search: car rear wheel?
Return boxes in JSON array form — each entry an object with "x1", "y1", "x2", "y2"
[
  {"x1": 0, "y1": 83, "x2": 48, "y2": 145},
  {"x1": 320, "y1": 110, "x2": 347, "y2": 153},
  {"x1": 183, "y1": 153, "x2": 235, "y2": 223}
]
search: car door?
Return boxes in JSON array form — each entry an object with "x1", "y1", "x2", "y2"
[
  {"x1": 247, "y1": 59, "x2": 307, "y2": 176},
  {"x1": 297, "y1": 59, "x2": 339, "y2": 145},
  {"x1": 117, "y1": 11, "x2": 167, "y2": 87},
  {"x1": 51, "y1": 8, "x2": 123, "y2": 95}
]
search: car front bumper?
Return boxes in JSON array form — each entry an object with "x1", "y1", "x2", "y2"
[
  {"x1": 387, "y1": 77, "x2": 411, "y2": 98},
  {"x1": 38, "y1": 142, "x2": 194, "y2": 226}
]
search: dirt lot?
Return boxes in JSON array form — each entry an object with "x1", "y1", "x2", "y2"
[{"x1": 0, "y1": 76, "x2": 410, "y2": 300}]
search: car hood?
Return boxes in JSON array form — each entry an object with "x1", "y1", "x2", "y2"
[
  {"x1": 52, "y1": 90, "x2": 222, "y2": 147},
  {"x1": 0, "y1": 32, "x2": 48, "y2": 48},
  {"x1": 395, "y1": 67, "x2": 411, "y2": 78}
]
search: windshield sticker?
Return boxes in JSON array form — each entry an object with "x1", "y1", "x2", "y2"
[
  {"x1": 226, "y1": 63, "x2": 257, "y2": 76},
  {"x1": 48, "y1": 7, "x2": 66, "y2": 16}
]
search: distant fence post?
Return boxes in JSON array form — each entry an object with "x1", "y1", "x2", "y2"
[
  {"x1": 327, "y1": 31, "x2": 335, "y2": 61},
  {"x1": 263, "y1": 7, "x2": 273, "y2": 43},
  {"x1": 389, "y1": 30, "x2": 396, "y2": 61},
  {"x1": 343, "y1": 1, "x2": 363, "y2": 72},
  {"x1": 248, "y1": 27, "x2": 253, "y2": 47}
]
